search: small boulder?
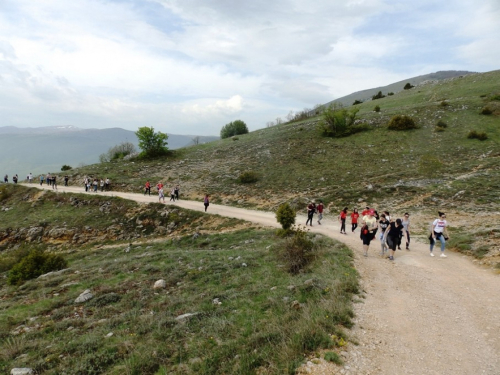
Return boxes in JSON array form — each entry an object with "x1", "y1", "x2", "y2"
[
  {"x1": 153, "y1": 279, "x2": 166, "y2": 289},
  {"x1": 11, "y1": 369, "x2": 34, "y2": 375},
  {"x1": 75, "y1": 289, "x2": 94, "y2": 303}
]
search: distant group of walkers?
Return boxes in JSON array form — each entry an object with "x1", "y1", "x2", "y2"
[
  {"x1": 83, "y1": 176, "x2": 110, "y2": 192},
  {"x1": 3, "y1": 174, "x2": 19, "y2": 184},
  {"x1": 147, "y1": 181, "x2": 180, "y2": 203},
  {"x1": 304, "y1": 202, "x2": 450, "y2": 261}
]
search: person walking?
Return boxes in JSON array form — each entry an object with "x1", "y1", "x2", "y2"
[
  {"x1": 52, "y1": 175, "x2": 57, "y2": 190},
  {"x1": 4, "y1": 174, "x2": 8, "y2": 183},
  {"x1": 204, "y1": 194, "x2": 210, "y2": 212},
  {"x1": 64, "y1": 175, "x2": 69, "y2": 186},
  {"x1": 100, "y1": 179, "x2": 105, "y2": 192},
  {"x1": 378, "y1": 213, "x2": 390, "y2": 256},
  {"x1": 144, "y1": 181, "x2": 151, "y2": 196},
  {"x1": 158, "y1": 187, "x2": 165, "y2": 203},
  {"x1": 351, "y1": 208, "x2": 359, "y2": 232},
  {"x1": 339, "y1": 207, "x2": 348, "y2": 234},
  {"x1": 316, "y1": 200, "x2": 324, "y2": 225},
  {"x1": 105, "y1": 178, "x2": 110, "y2": 191},
  {"x1": 170, "y1": 187, "x2": 176, "y2": 201},
  {"x1": 93, "y1": 178, "x2": 98, "y2": 192},
  {"x1": 174, "y1": 185, "x2": 180, "y2": 200},
  {"x1": 402, "y1": 213, "x2": 411, "y2": 250},
  {"x1": 384, "y1": 218, "x2": 405, "y2": 261},
  {"x1": 305, "y1": 201, "x2": 316, "y2": 226},
  {"x1": 430, "y1": 212, "x2": 450, "y2": 257},
  {"x1": 13, "y1": 175, "x2": 18, "y2": 184},
  {"x1": 28, "y1": 173, "x2": 33, "y2": 183},
  {"x1": 360, "y1": 209, "x2": 378, "y2": 257}
]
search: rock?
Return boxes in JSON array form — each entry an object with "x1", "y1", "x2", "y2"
[
  {"x1": 291, "y1": 300, "x2": 301, "y2": 309},
  {"x1": 105, "y1": 332, "x2": 113, "y2": 337},
  {"x1": 212, "y1": 298, "x2": 222, "y2": 305},
  {"x1": 10, "y1": 369, "x2": 34, "y2": 375},
  {"x1": 75, "y1": 289, "x2": 94, "y2": 303},
  {"x1": 175, "y1": 312, "x2": 199, "y2": 322},
  {"x1": 38, "y1": 268, "x2": 71, "y2": 279},
  {"x1": 241, "y1": 263, "x2": 247, "y2": 267},
  {"x1": 287, "y1": 285, "x2": 296, "y2": 291},
  {"x1": 304, "y1": 279, "x2": 314, "y2": 286},
  {"x1": 153, "y1": 279, "x2": 166, "y2": 289}
]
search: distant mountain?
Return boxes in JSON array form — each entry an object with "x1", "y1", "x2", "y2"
[
  {"x1": 324, "y1": 70, "x2": 477, "y2": 107},
  {"x1": 0, "y1": 126, "x2": 218, "y2": 176}
]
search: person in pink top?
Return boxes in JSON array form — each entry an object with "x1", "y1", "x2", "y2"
[
  {"x1": 339, "y1": 207, "x2": 348, "y2": 234},
  {"x1": 351, "y1": 208, "x2": 360, "y2": 232}
]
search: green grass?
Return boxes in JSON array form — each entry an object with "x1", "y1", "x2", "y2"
[{"x1": 0, "y1": 230, "x2": 359, "y2": 374}]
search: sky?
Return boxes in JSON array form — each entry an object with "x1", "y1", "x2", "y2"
[{"x1": 1, "y1": 0, "x2": 499, "y2": 136}]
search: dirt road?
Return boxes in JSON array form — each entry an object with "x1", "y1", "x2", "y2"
[{"x1": 27, "y1": 185, "x2": 500, "y2": 374}]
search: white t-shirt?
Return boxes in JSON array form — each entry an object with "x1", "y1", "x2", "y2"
[
  {"x1": 433, "y1": 219, "x2": 447, "y2": 233},
  {"x1": 363, "y1": 215, "x2": 377, "y2": 230}
]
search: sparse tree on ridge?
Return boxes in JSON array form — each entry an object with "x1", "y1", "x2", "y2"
[
  {"x1": 135, "y1": 126, "x2": 169, "y2": 158},
  {"x1": 220, "y1": 120, "x2": 249, "y2": 139}
]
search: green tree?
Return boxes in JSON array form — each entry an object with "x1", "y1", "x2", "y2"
[
  {"x1": 276, "y1": 203, "x2": 296, "y2": 230},
  {"x1": 319, "y1": 104, "x2": 359, "y2": 138},
  {"x1": 220, "y1": 120, "x2": 249, "y2": 139},
  {"x1": 135, "y1": 127, "x2": 169, "y2": 158}
]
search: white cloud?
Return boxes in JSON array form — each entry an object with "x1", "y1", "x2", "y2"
[{"x1": 0, "y1": 0, "x2": 498, "y2": 135}]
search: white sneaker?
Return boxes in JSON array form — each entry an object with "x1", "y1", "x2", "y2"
[
  {"x1": 440, "y1": 253, "x2": 447, "y2": 258},
  {"x1": 430, "y1": 252, "x2": 435, "y2": 257}
]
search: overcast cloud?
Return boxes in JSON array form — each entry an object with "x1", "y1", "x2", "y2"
[{"x1": 1, "y1": 0, "x2": 499, "y2": 135}]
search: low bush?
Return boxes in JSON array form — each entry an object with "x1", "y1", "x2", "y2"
[
  {"x1": 324, "y1": 351, "x2": 343, "y2": 365},
  {"x1": 436, "y1": 120, "x2": 448, "y2": 128},
  {"x1": 440, "y1": 100, "x2": 449, "y2": 107},
  {"x1": 278, "y1": 226, "x2": 315, "y2": 274},
  {"x1": 372, "y1": 91, "x2": 385, "y2": 100},
  {"x1": 387, "y1": 92, "x2": 394, "y2": 96},
  {"x1": 404, "y1": 83, "x2": 414, "y2": 90},
  {"x1": 491, "y1": 94, "x2": 500, "y2": 101},
  {"x1": 8, "y1": 250, "x2": 68, "y2": 285},
  {"x1": 480, "y1": 107, "x2": 493, "y2": 115},
  {"x1": 374, "y1": 105, "x2": 381, "y2": 112},
  {"x1": 352, "y1": 100, "x2": 362, "y2": 105},
  {"x1": 276, "y1": 203, "x2": 296, "y2": 230},
  {"x1": 238, "y1": 171, "x2": 259, "y2": 183},
  {"x1": 61, "y1": 165, "x2": 72, "y2": 171},
  {"x1": 318, "y1": 104, "x2": 361, "y2": 138},
  {"x1": 387, "y1": 115, "x2": 418, "y2": 131},
  {"x1": 467, "y1": 131, "x2": 488, "y2": 141}
]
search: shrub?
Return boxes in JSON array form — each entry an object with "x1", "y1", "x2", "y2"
[
  {"x1": 387, "y1": 92, "x2": 394, "y2": 96},
  {"x1": 8, "y1": 250, "x2": 68, "y2": 285},
  {"x1": 440, "y1": 101, "x2": 449, "y2": 107},
  {"x1": 491, "y1": 94, "x2": 500, "y2": 101},
  {"x1": 319, "y1": 104, "x2": 360, "y2": 138},
  {"x1": 374, "y1": 105, "x2": 380, "y2": 112},
  {"x1": 238, "y1": 171, "x2": 259, "y2": 183},
  {"x1": 387, "y1": 115, "x2": 418, "y2": 131},
  {"x1": 278, "y1": 225, "x2": 314, "y2": 274},
  {"x1": 480, "y1": 107, "x2": 493, "y2": 115},
  {"x1": 275, "y1": 203, "x2": 296, "y2": 230},
  {"x1": 436, "y1": 120, "x2": 448, "y2": 128},
  {"x1": 352, "y1": 100, "x2": 362, "y2": 105},
  {"x1": 372, "y1": 91, "x2": 385, "y2": 100},
  {"x1": 403, "y1": 83, "x2": 414, "y2": 90},
  {"x1": 324, "y1": 351, "x2": 343, "y2": 365},
  {"x1": 220, "y1": 120, "x2": 249, "y2": 139},
  {"x1": 135, "y1": 127, "x2": 169, "y2": 158},
  {"x1": 61, "y1": 165, "x2": 72, "y2": 171},
  {"x1": 467, "y1": 131, "x2": 488, "y2": 141}
]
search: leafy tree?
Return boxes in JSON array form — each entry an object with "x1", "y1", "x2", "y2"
[
  {"x1": 220, "y1": 120, "x2": 249, "y2": 139},
  {"x1": 8, "y1": 250, "x2": 68, "y2": 285},
  {"x1": 372, "y1": 91, "x2": 385, "y2": 100},
  {"x1": 61, "y1": 165, "x2": 72, "y2": 171},
  {"x1": 404, "y1": 83, "x2": 414, "y2": 90},
  {"x1": 100, "y1": 142, "x2": 137, "y2": 162},
  {"x1": 353, "y1": 100, "x2": 363, "y2": 105},
  {"x1": 374, "y1": 105, "x2": 381, "y2": 112},
  {"x1": 135, "y1": 127, "x2": 169, "y2": 158}
]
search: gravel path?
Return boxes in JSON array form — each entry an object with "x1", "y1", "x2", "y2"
[{"x1": 27, "y1": 185, "x2": 500, "y2": 374}]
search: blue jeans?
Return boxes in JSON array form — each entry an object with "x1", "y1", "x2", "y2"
[{"x1": 430, "y1": 233, "x2": 446, "y2": 252}]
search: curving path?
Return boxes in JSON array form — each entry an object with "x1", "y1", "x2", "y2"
[{"x1": 24, "y1": 184, "x2": 500, "y2": 374}]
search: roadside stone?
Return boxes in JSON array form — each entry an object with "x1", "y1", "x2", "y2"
[{"x1": 175, "y1": 312, "x2": 199, "y2": 322}]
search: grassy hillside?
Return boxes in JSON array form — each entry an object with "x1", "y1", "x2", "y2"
[{"x1": 68, "y1": 70, "x2": 499, "y2": 213}]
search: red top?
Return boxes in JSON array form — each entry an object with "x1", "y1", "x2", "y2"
[
  {"x1": 340, "y1": 211, "x2": 347, "y2": 220},
  {"x1": 317, "y1": 204, "x2": 324, "y2": 213},
  {"x1": 351, "y1": 212, "x2": 360, "y2": 223},
  {"x1": 145, "y1": 182, "x2": 150, "y2": 188},
  {"x1": 361, "y1": 209, "x2": 369, "y2": 216}
]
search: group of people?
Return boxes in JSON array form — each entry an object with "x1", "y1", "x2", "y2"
[
  {"x1": 148, "y1": 181, "x2": 180, "y2": 203},
  {"x1": 3, "y1": 174, "x2": 19, "y2": 184},
  {"x1": 40, "y1": 173, "x2": 68, "y2": 189},
  {"x1": 305, "y1": 202, "x2": 450, "y2": 261},
  {"x1": 83, "y1": 176, "x2": 110, "y2": 192}
]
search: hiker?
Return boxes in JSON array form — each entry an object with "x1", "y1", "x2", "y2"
[
  {"x1": 305, "y1": 201, "x2": 316, "y2": 226},
  {"x1": 360, "y1": 209, "x2": 378, "y2": 257},
  {"x1": 93, "y1": 178, "x2": 98, "y2": 192},
  {"x1": 174, "y1": 185, "x2": 180, "y2": 200},
  {"x1": 52, "y1": 175, "x2": 57, "y2": 190},
  {"x1": 105, "y1": 178, "x2": 110, "y2": 191},
  {"x1": 3, "y1": 174, "x2": 7, "y2": 183},
  {"x1": 378, "y1": 213, "x2": 390, "y2": 256},
  {"x1": 351, "y1": 208, "x2": 359, "y2": 232},
  {"x1": 84, "y1": 177, "x2": 88, "y2": 192},
  {"x1": 384, "y1": 218, "x2": 405, "y2": 261},
  {"x1": 13, "y1": 175, "x2": 18, "y2": 184},
  {"x1": 316, "y1": 200, "x2": 324, "y2": 225},
  {"x1": 204, "y1": 194, "x2": 210, "y2": 212},
  {"x1": 100, "y1": 179, "x2": 105, "y2": 192},
  {"x1": 158, "y1": 187, "x2": 165, "y2": 203},
  {"x1": 361, "y1": 206, "x2": 370, "y2": 216},
  {"x1": 402, "y1": 213, "x2": 411, "y2": 250},
  {"x1": 64, "y1": 175, "x2": 69, "y2": 186},
  {"x1": 28, "y1": 173, "x2": 33, "y2": 183},
  {"x1": 339, "y1": 207, "x2": 348, "y2": 234},
  {"x1": 170, "y1": 186, "x2": 176, "y2": 201},
  {"x1": 144, "y1": 181, "x2": 151, "y2": 196},
  {"x1": 430, "y1": 212, "x2": 450, "y2": 258}
]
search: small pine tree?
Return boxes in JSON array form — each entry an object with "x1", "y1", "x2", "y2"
[{"x1": 276, "y1": 203, "x2": 296, "y2": 230}]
